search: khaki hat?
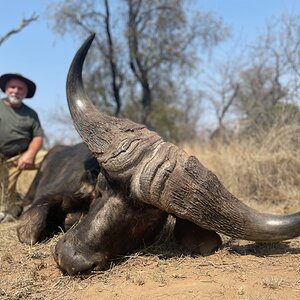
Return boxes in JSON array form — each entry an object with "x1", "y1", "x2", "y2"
[{"x1": 0, "y1": 73, "x2": 36, "y2": 98}]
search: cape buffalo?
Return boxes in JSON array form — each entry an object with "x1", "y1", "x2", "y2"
[
  {"x1": 34, "y1": 34, "x2": 300, "y2": 275},
  {"x1": 17, "y1": 143, "x2": 100, "y2": 244}
]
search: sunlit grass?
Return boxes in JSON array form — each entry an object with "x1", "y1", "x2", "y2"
[{"x1": 183, "y1": 124, "x2": 300, "y2": 206}]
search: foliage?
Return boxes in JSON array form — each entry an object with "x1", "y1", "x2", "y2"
[
  {"x1": 124, "y1": 97, "x2": 198, "y2": 143},
  {"x1": 204, "y1": 13, "x2": 300, "y2": 140},
  {"x1": 47, "y1": 0, "x2": 230, "y2": 141},
  {"x1": 235, "y1": 65, "x2": 287, "y2": 129}
]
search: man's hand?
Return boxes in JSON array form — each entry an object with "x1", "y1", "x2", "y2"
[
  {"x1": 17, "y1": 151, "x2": 35, "y2": 170},
  {"x1": 17, "y1": 136, "x2": 43, "y2": 170}
]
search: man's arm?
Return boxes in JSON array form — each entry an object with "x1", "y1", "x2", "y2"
[{"x1": 17, "y1": 136, "x2": 43, "y2": 170}]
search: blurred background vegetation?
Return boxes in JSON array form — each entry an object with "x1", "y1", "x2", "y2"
[
  {"x1": 1, "y1": 0, "x2": 300, "y2": 205},
  {"x1": 44, "y1": 0, "x2": 300, "y2": 145}
]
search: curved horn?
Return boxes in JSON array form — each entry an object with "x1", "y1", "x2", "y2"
[
  {"x1": 66, "y1": 33, "x2": 116, "y2": 154},
  {"x1": 67, "y1": 33, "x2": 163, "y2": 177},
  {"x1": 67, "y1": 34, "x2": 300, "y2": 242}
]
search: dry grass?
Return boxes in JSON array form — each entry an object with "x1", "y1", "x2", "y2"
[
  {"x1": 1, "y1": 125, "x2": 300, "y2": 299},
  {"x1": 1, "y1": 221, "x2": 300, "y2": 299},
  {"x1": 184, "y1": 125, "x2": 300, "y2": 210}
]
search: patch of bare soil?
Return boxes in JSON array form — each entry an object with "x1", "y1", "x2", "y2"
[{"x1": 1, "y1": 214, "x2": 300, "y2": 300}]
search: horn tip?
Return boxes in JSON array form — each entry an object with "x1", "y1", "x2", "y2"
[{"x1": 85, "y1": 33, "x2": 96, "y2": 47}]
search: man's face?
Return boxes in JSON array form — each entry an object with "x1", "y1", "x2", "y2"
[{"x1": 5, "y1": 78, "x2": 28, "y2": 106}]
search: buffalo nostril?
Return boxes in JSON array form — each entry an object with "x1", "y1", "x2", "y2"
[{"x1": 54, "y1": 241, "x2": 95, "y2": 275}]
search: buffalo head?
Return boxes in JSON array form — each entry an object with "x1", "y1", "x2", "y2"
[{"x1": 54, "y1": 34, "x2": 300, "y2": 275}]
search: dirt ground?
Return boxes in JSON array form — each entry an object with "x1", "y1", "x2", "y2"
[{"x1": 1, "y1": 200, "x2": 300, "y2": 300}]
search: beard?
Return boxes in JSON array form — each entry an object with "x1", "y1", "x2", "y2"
[{"x1": 7, "y1": 94, "x2": 24, "y2": 105}]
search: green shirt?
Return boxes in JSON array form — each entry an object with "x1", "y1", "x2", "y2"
[{"x1": 0, "y1": 99, "x2": 44, "y2": 157}]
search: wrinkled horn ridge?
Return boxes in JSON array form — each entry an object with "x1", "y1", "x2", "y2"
[
  {"x1": 67, "y1": 34, "x2": 300, "y2": 243},
  {"x1": 66, "y1": 33, "x2": 163, "y2": 176}
]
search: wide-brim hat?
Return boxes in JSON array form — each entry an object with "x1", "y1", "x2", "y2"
[{"x1": 0, "y1": 73, "x2": 36, "y2": 98}]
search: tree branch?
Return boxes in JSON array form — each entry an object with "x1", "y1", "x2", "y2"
[{"x1": 0, "y1": 14, "x2": 39, "y2": 46}]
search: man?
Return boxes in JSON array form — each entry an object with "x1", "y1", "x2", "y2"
[{"x1": 0, "y1": 73, "x2": 46, "y2": 222}]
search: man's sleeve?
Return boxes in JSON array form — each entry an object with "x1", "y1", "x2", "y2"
[{"x1": 32, "y1": 114, "x2": 45, "y2": 137}]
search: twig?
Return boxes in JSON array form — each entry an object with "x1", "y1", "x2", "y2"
[{"x1": 0, "y1": 14, "x2": 39, "y2": 46}]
